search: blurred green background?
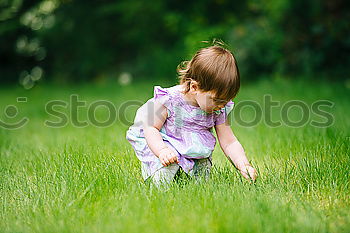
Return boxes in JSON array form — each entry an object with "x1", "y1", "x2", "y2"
[
  {"x1": 1, "y1": 0, "x2": 349, "y2": 86},
  {"x1": 1, "y1": 2, "x2": 350, "y2": 232}
]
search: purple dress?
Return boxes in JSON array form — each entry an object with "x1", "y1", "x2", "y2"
[{"x1": 126, "y1": 85, "x2": 234, "y2": 180}]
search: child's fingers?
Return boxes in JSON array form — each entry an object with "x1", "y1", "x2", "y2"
[
  {"x1": 174, "y1": 155, "x2": 179, "y2": 163},
  {"x1": 159, "y1": 149, "x2": 179, "y2": 166},
  {"x1": 162, "y1": 157, "x2": 170, "y2": 166},
  {"x1": 160, "y1": 159, "x2": 167, "y2": 167},
  {"x1": 171, "y1": 153, "x2": 179, "y2": 164},
  {"x1": 239, "y1": 166, "x2": 256, "y2": 181},
  {"x1": 247, "y1": 167, "x2": 257, "y2": 181},
  {"x1": 167, "y1": 152, "x2": 177, "y2": 164},
  {"x1": 240, "y1": 170, "x2": 250, "y2": 180},
  {"x1": 240, "y1": 169, "x2": 255, "y2": 181},
  {"x1": 250, "y1": 171, "x2": 257, "y2": 181}
]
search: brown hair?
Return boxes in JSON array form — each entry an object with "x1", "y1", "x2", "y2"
[{"x1": 177, "y1": 44, "x2": 240, "y2": 101}]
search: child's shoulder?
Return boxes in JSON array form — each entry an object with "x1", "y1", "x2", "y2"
[
  {"x1": 153, "y1": 84, "x2": 182, "y2": 99},
  {"x1": 154, "y1": 84, "x2": 181, "y2": 92},
  {"x1": 152, "y1": 84, "x2": 182, "y2": 109}
]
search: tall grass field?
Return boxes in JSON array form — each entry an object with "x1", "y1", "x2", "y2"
[{"x1": 1, "y1": 78, "x2": 349, "y2": 233}]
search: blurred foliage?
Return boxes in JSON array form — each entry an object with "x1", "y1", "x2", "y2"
[{"x1": 0, "y1": 0, "x2": 349, "y2": 85}]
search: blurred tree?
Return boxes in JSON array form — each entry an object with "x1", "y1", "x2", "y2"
[
  {"x1": 281, "y1": 0, "x2": 350, "y2": 78},
  {"x1": 0, "y1": 0, "x2": 349, "y2": 84}
]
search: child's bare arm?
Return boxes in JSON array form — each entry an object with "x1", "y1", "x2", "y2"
[
  {"x1": 142, "y1": 100, "x2": 178, "y2": 166},
  {"x1": 215, "y1": 121, "x2": 257, "y2": 181}
]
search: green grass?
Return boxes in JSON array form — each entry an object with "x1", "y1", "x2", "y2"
[{"x1": 1, "y1": 78, "x2": 349, "y2": 233}]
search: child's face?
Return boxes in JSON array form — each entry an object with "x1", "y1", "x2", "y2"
[{"x1": 195, "y1": 90, "x2": 229, "y2": 113}]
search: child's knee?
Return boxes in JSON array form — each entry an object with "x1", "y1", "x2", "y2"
[
  {"x1": 189, "y1": 158, "x2": 212, "y2": 180},
  {"x1": 149, "y1": 163, "x2": 180, "y2": 188}
]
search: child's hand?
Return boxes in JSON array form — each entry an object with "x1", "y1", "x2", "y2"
[
  {"x1": 239, "y1": 164, "x2": 257, "y2": 182},
  {"x1": 158, "y1": 147, "x2": 179, "y2": 167}
]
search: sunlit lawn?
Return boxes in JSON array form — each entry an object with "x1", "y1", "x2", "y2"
[{"x1": 1, "y1": 78, "x2": 349, "y2": 233}]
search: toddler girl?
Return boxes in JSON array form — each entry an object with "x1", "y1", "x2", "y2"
[{"x1": 126, "y1": 44, "x2": 257, "y2": 187}]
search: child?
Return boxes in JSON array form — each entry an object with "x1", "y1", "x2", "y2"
[{"x1": 126, "y1": 44, "x2": 257, "y2": 187}]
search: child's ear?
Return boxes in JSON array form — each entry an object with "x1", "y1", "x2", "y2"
[{"x1": 190, "y1": 80, "x2": 199, "y2": 92}]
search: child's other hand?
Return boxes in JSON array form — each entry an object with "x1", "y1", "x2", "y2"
[
  {"x1": 239, "y1": 165, "x2": 257, "y2": 182},
  {"x1": 158, "y1": 147, "x2": 179, "y2": 167}
]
